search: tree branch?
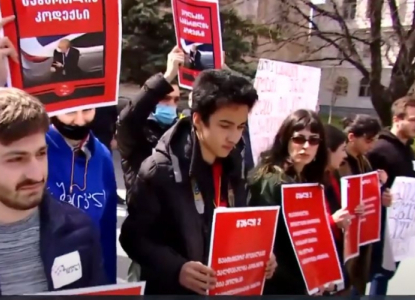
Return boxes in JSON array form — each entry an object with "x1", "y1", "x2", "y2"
[
  {"x1": 387, "y1": 0, "x2": 404, "y2": 46},
  {"x1": 289, "y1": 57, "x2": 346, "y2": 64},
  {"x1": 280, "y1": 0, "x2": 369, "y2": 77}
]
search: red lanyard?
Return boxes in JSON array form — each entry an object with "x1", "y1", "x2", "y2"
[
  {"x1": 330, "y1": 173, "x2": 341, "y2": 204},
  {"x1": 213, "y1": 162, "x2": 227, "y2": 207}
]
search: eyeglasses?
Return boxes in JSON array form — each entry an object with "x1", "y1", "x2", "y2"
[{"x1": 291, "y1": 135, "x2": 321, "y2": 146}]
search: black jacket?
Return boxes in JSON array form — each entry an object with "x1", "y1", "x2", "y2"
[
  {"x1": 366, "y1": 130, "x2": 415, "y2": 274},
  {"x1": 90, "y1": 106, "x2": 118, "y2": 151},
  {"x1": 367, "y1": 130, "x2": 415, "y2": 187},
  {"x1": 116, "y1": 74, "x2": 175, "y2": 202},
  {"x1": 52, "y1": 47, "x2": 81, "y2": 80},
  {"x1": 248, "y1": 167, "x2": 305, "y2": 295},
  {"x1": 0, "y1": 193, "x2": 107, "y2": 294},
  {"x1": 119, "y1": 117, "x2": 248, "y2": 295}
]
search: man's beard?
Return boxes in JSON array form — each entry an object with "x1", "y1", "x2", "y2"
[{"x1": 0, "y1": 180, "x2": 45, "y2": 211}]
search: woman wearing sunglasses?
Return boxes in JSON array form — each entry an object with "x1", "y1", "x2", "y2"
[
  {"x1": 248, "y1": 109, "x2": 330, "y2": 295},
  {"x1": 339, "y1": 114, "x2": 383, "y2": 295}
]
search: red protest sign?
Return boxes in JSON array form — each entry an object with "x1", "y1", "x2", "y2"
[
  {"x1": 171, "y1": 0, "x2": 223, "y2": 89},
  {"x1": 282, "y1": 183, "x2": 343, "y2": 295},
  {"x1": 1, "y1": 0, "x2": 121, "y2": 115},
  {"x1": 340, "y1": 175, "x2": 362, "y2": 262},
  {"x1": 32, "y1": 282, "x2": 146, "y2": 295},
  {"x1": 360, "y1": 172, "x2": 381, "y2": 245},
  {"x1": 207, "y1": 207, "x2": 279, "y2": 295}
]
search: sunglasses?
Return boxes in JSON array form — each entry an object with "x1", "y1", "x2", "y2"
[{"x1": 291, "y1": 135, "x2": 321, "y2": 146}]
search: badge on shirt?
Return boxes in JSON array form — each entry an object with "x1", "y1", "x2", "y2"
[
  {"x1": 192, "y1": 181, "x2": 204, "y2": 214},
  {"x1": 51, "y1": 251, "x2": 82, "y2": 289}
]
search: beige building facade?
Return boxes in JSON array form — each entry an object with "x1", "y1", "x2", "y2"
[{"x1": 310, "y1": 0, "x2": 412, "y2": 115}]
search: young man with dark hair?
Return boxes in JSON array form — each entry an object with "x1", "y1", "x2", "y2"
[
  {"x1": 120, "y1": 69, "x2": 277, "y2": 295},
  {"x1": 366, "y1": 96, "x2": 415, "y2": 296},
  {"x1": 0, "y1": 88, "x2": 106, "y2": 294}
]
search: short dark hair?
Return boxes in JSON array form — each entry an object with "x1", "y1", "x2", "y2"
[
  {"x1": 324, "y1": 124, "x2": 347, "y2": 152},
  {"x1": 392, "y1": 96, "x2": 415, "y2": 119},
  {"x1": 191, "y1": 69, "x2": 258, "y2": 124},
  {"x1": 0, "y1": 88, "x2": 49, "y2": 145},
  {"x1": 342, "y1": 114, "x2": 381, "y2": 139}
]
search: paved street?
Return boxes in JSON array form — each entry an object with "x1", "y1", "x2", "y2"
[
  {"x1": 113, "y1": 150, "x2": 131, "y2": 283},
  {"x1": 112, "y1": 150, "x2": 415, "y2": 294}
]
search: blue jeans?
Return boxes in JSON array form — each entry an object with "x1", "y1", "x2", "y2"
[{"x1": 369, "y1": 262, "x2": 400, "y2": 296}]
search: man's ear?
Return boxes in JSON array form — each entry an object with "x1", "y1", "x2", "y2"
[
  {"x1": 347, "y1": 132, "x2": 354, "y2": 143},
  {"x1": 192, "y1": 112, "x2": 201, "y2": 130}
]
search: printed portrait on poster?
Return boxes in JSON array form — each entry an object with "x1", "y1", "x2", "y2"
[
  {"x1": 1, "y1": 0, "x2": 121, "y2": 115},
  {"x1": 172, "y1": 0, "x2": 223, "y2": 89}
]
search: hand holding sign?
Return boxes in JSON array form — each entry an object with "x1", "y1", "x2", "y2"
[
  {"x1": 332, "y1": 208, "x2": 351, "y2": 229},
  {"x1": 164, "y1": 46, "x2": 185, "y2": 83},
  {"x1": 382, "y1": 188, "x2": 393, "y2": 207},
  {"x1": 354, "y1": 204, "x2": 365, "y2": 215},
  {"x1": 179, "y1": 261, "x2": 216, "y2": 295},
  {"x1": 378, "y1": 169, "x2": 388, "y2": 185},
  {"x1": 265, "y1": 253, "x2": 277, "y2": 279},
  {"x1": 0, "y1": 15, "x2": 18, "y2": 87}
]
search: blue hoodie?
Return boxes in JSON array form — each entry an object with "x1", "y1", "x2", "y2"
[{"x1": 45, "y1": 126, "x2": 117, "y2": 284}]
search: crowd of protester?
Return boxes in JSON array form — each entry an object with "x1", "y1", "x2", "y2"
[{"x1": 0, "y1": 15, "x2": 414, "y2": 296}]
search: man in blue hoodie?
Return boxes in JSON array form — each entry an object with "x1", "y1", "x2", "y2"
[
  {"x1": 0, "y1": 87, "x2": 107, "y2": 294},
  {"x1": 46, "y1": 108, "x2": 117, "y2": 284}
]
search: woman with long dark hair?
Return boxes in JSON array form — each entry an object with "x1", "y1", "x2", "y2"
[
  {"x1": 324, "y1": 124, "x2": 364, "y2": 295},
  {"x1": 248, "y1": 109, "x2": 330, "y2": 295}
]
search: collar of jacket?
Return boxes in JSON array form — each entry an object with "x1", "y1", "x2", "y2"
[
  {"x1": 155, "y1": 117, "x2": 246, "y2": 183},
  {"x1": 339, "y1": 152, "x2": 372, "y2": 177}
]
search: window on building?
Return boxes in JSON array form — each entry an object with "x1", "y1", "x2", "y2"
[
  {"x1": 359, "y1": 77, "x2": 371, "y2": 97},
  {"x1": 343, "y1": 0, "x2": 357, "y2": 20}
]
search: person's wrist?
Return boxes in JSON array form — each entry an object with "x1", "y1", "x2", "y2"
[{"x1": 164, "y1": 69, "x2": 177, "y2": 83}]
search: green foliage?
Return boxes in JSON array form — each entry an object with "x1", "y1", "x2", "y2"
[
  {"x1": 121, "y1": 0, "x2": 176, "y2": 83},
  {"x1": 221, "y1": 9, "x2": 281, "y2": 77},
  {"x1": 121, "y1": 0, "x2": 281, "y2": 83}
]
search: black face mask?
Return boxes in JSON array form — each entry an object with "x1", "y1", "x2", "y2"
[{"x1": 51, "y1": 116, "x2": 91, "y2": 141}]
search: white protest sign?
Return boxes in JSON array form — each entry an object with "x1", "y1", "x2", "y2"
[
  {"x1": 249, "y1": 59, "x2": 321, "y2": 164},
  {"x1": 389, "y1": 176, "x2": 415, "y2": 261}
]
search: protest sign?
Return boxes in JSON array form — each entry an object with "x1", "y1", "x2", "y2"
[
  {"x1": 1, "y1": 0, "x2": 121, "y2": 116},
  {"x1": 340, "y1": 172, "x2": 381, "y2": 259},
  {"x1": 389, "y1": 176, "x2": 415, "y2": 261},
  {"x1": 207, "y1": 207, "x2": 279, "y2": 295},
  {"x1": 359, "y1": 171, "x2": 381, "y2": 245},
  {"x1": 282, "y1": 183, "x2": 343, "y2": 295},
  {"x1": 171, "y1": 0, "x2": 223, "y2": 89},
  {"x1": 32, "y1": 282, "x2": 146, "y2": 295},
  {"x1": 249, "y1": 59, "x2": 321, "y2": 164},
  {"x1": 340, "y1": 175, "x2": 362, "y2": 262}
]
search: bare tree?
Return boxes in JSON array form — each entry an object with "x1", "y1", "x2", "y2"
[{"x1": 273, "y1": 0, "x2": 415, "y2": 125}]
